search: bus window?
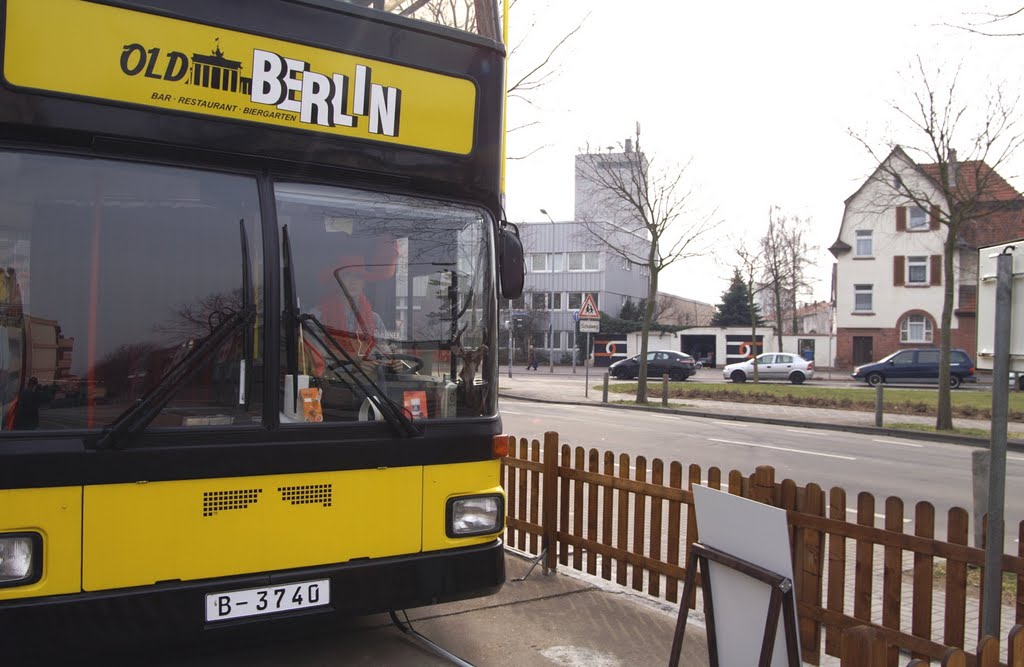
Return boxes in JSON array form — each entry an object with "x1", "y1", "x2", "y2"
[
  {"x1": 276, "y1": 183, "x2": 495, "y2": 424},
  {"x1": 337, "y1": 0, "x2": 502, "y2": 39},
  {"x1": 0, "y1": 151, "x2": 264, "y2": 433}
]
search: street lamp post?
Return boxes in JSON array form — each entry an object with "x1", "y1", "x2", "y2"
[{"x1": 540, "y1": 209, "x2": 556, "y2": 373}]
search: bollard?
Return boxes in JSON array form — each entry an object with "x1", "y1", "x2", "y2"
[
  {"x1": 874, "y1": 384, "x2": 883, "y2": 427},
  {"x1": 662, "y1": 374, "x2": 669, "y2": 407},
  {"x1": 602, "y1": 372, "x2": 608, "y2": 403}
]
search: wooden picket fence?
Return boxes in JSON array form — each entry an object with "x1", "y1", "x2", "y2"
[
  {"x1": 843, "y1": 624, "x2": 1024, "y2": 666},
  {"x1": 501, "y1": 432, "x2": 1024, "y2": 665}
]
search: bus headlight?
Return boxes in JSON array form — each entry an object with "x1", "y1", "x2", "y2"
[
  {"x1": 446, "y1": 494, "x2": 504, "y2": 537},
  {"x1": 0, "y1": 533, "x2": 41, "y2": 587}
]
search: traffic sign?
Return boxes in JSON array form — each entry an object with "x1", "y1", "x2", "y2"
[
  {"x1": 579, "y1": 320, "x2": 600, "y2": 333},
  {"x1": 578, "y1": 294, "x2": 600, "y2": 319}
]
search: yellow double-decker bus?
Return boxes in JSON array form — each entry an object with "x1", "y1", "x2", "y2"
[{"x1": 0, "y1": 0, "x2": 523, "y2": 652}]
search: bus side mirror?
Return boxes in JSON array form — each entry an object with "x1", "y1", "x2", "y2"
[{"x1": 498, "y1": 221, "x2": 524, "y2": 299}]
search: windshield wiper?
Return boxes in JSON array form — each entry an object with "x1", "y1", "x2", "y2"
[
  {"x1": 95, "y1": 306, "x2": 256, "y2": 450},
  {"x1": 297, "y1": 313, "x2": 421, "y2": 438},
  {"x1": 281, "y1": 224, "x2": 419, "y2": 438}
]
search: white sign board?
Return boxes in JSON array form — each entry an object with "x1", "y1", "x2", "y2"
[
  {"x1": 579, "y1": 320, "x2": 600, "y2": 333},
  {"x1": 977, "y1": 241, "x2": 1024, "y2": 371},
  {"x1": 691, "y1": 485, "x2": 802, "y2": 666}
]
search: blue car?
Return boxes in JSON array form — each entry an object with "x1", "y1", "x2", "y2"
[{"x1": 852, "y1": 348, "x2": 977, "y2": 389}]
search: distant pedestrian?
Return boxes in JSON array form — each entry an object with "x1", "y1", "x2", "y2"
[{"x1": 526, "y1": 345, "x2": 538, "y2": 371}]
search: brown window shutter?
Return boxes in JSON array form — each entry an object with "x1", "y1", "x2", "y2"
[
  {"x1": 894, "y1": 256, "x2": 905, "y2": 286},
  {"x1": 929, "y1": 205, "x2": 941, "y2": 230},
  {"x1": 896, "y1": 207, "x2": 906, "y2": 231},
  {"x1": 931, "y1": 255, "x2": 942, "y2": 285}
]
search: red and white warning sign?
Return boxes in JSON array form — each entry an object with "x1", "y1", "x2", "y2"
[{"x1": 578, "y1": 294, "x2": 600, "y2": 319}]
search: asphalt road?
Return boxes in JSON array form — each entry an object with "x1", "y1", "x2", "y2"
[{"x1": 499, "y1": 397, "x2": 1024, "y2": 550}]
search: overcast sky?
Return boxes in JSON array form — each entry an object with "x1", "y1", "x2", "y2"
[{"x1": 503, "y1": 1, "x2": 1024, "y2": 308}]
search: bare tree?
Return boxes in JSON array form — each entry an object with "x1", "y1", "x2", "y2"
[
  {"x1": 504, "y1": 1, "x2": 588, "y2": 159},
  {"x1": 760, "y1": 208, "x2": 790, "y2": 353},
  {"x1": 575, "y1": 125, "x2": 721, "y2": 403},
  {"x1": 782, "y1": 216, "x2": 815, "y2": 336},
  {"x1": 948, "y1": 6, "x2": 1024, "y2": 37},
  {"x1": 850, "y1": 57, "x2": 1024, "y2": 430},
  {"x1": 735, "y1": 247, "x2": 768, "y2": 383},
  {"x1": 757, "y1": 208, "x2": 816, "y2": 348}
]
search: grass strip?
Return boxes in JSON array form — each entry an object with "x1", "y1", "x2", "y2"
[{"x1": 605, "y1": 381, "x2": 1023, "y2": 421}]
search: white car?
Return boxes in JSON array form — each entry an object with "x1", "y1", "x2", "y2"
[{"x1": 722, "y1": 353, "x2": 814, "y2": 385}]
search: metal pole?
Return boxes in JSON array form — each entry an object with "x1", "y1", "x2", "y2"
[
  {"x1": 585, "y1": 333, "x2": 590, "y2": 397},
  {"x1": 874, "y1": 384, "x2": 883, "y2": 427},
  {"x1": 981, "y1": 249, "x2": 1012, "y2": 639}
]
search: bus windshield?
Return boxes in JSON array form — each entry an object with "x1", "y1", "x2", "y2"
[
  {"x1": 337, "y1": 0, "x2": 502, "y2": 40},
  {"x1": 277, "y1": 184, "x2": 496, "y2": 424}
]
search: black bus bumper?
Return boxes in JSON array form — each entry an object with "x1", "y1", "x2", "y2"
[{"x1": 1, "y1": 540, "x2": 505, "y2": 651}]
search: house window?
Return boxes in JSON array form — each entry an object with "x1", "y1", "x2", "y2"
[
  {"x1": 855, "y1": 230, "x2": 872, "y2": 257},
  {"x1": 900, "y1": 314, "x2": 933, "y2": 343},
  {"x1": 551, "y1": 292, "x2": 562, "y2": 310},
  {"x1": 531, "y1": 292, "x2": 548, "y2": 310},
  {"x1": 529, "y1": 253, "x2": 549, "y2": 272},
  {"x1": 552, "y1": 253, "x2": 564, "y2": 272},
  {"x1": 908, "y1": 206, "x2": 928, "y2": 230},
  {"x1": 854, "y1": 284, "x2": 873, "y2": 312},
  {"x1": 639, "y1": 265, "x2": 649, "y2": 277},
  {"x1": 622, "y1": 258, "x2": 631, "y2": 271},
  {"x1": 568, "y1": 251, "x2": 599, "y2": 271},
  {"x1": 907, "y1": 256, "x2": 928, "y2": 284}
]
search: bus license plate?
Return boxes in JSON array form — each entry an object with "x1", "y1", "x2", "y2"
[{"x1": 205, "y1": 579, "x2": 330, "y2": 622}]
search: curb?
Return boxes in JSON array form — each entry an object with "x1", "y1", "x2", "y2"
[{"x1": 499, "y1": 392, "x2": 1024, "y2": 453}]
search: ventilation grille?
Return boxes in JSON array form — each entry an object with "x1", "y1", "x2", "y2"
[
  {"x1": 279, "y1": 484, "x2": 333, "y2": 507},
  {"x1": 203, "y1": 488, "x2": 262, "y2": 517}
]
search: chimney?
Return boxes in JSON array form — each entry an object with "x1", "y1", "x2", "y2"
[
  {"x1": 624, "y1": 138, "x2": 633, "y2": 154},
  {"x1": 947, "y1": 148, "x2": 958, "y2": 188}
]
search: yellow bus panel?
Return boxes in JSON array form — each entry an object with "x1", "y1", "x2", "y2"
[
  {"x1": 422, "y1": 460, "x2": 503, "y2": 552},
  {"x1": 0, "y1": 487, "x2": 81, "y2": 600},
  {"x1": 82, "y1": 467, "x2": 421, "y2": 591},
  {"x1": 4, "y1": 0, "x2": 477, "y2": 155}
]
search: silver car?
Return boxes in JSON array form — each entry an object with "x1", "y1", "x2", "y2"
[{"x1": 722, "y1": 353, "x2": 814, "y2": 384}]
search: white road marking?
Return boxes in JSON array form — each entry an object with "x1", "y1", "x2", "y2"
[
  {"x1": 713, "y1": 421, "x2": 746, "y2": 427},
  {"x1": 501, "y1": 410, "x2": 523, "y2": 415},
  {"x1": 871, "y1": 438, "x2": 925, "y2": 449},
  {"x1": 1009, "y1": 456, "x2": 1024, "y2": 462},
  {"x1": 708, "y1": 438, "x2": 856, "y2": 461},
  {"x1": 846, "y1": 507, "x2": 912, "y2": 523}
]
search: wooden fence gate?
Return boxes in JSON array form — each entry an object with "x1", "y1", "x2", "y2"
[{"x1": 501, "y1": 432, "x2": 1024, "y2": 665}]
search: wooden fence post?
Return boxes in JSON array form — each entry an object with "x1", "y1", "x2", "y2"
[
  {"x1": 840, "y1": 625, "x2": 885, "y2": 666},
  {"x1": 542, "y1": 431, "x2": 559, "y2": 574},
  {"x1": 750, "y1": 465, "x2": 777, "y2": 506},
  {"x1": 1008, "y1": 624, "x2": 1023, "y2": 666}
]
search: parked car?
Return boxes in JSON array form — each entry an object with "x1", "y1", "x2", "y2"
[
  {"x1": 851, "y1": 348, "x2": 977, "y2": 389},
  {"x1": 609, "y1": 350, "x2": 696, "y2": 381},
  {"x1": 722, "y1": 353, "x2": 814, "y2": 384}
]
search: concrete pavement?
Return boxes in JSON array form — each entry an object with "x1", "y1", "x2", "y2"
[{"x1": 141, "y1": 553, "x2": 710, "y2": 667}]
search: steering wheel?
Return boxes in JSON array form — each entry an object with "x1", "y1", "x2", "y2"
[{"x1": 388, "y1": 353, "x2": 424, "y2": 374}]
